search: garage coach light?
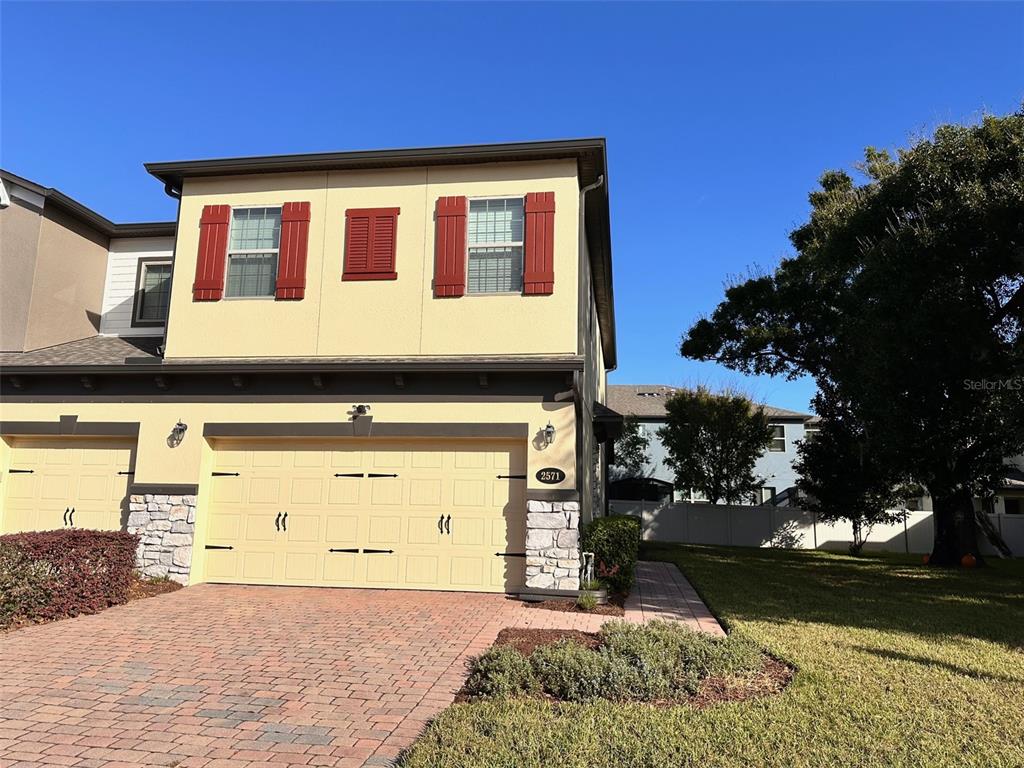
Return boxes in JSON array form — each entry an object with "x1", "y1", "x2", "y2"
[
  {"x1": 543, "y1": 421, "x2": 556, "y2": 448},
  {"x1": 168, "y1": 420, "x2": 188, "y2": 448}
]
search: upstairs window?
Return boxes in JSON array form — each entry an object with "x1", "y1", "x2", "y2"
[
  {"x1": 769, "y1": 425, "x2": 786, "y2": 452},
  {"x1": 226, "y1": 207, "x2": 280, "y2": 298},
  {"x1": 467, "y1": 197, "x2": 524, "y2": 293},
  {"x1": 132, "y1": 258, "x2": 172, "y2": 326}
]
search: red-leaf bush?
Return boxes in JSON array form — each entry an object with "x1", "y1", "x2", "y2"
[{"x1": 0, "y1": 529, "x2": 139, "y2": 628}]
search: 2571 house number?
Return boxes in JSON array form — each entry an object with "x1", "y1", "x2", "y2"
[{"x1": 536, "y1": 467, "x2": 566, "y2": 484}]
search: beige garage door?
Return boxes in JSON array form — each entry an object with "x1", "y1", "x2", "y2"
[
  {"x1": 2, "y1": 438, "x2": 135, "y2": 534},
  {"x1": 202, "y1": 439, "x2": 526, "y2": 592}
]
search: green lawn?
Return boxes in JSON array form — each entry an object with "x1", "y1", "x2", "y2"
[{"x1": 400, "y1": 545, "x2": 1024, "y2": 768}]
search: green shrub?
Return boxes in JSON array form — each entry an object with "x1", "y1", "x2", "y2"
[
  {"x1": 530, "y1": 640, "x2": 641, "y2": 701},
  {"x1": 465, "y1": 645, "x2": 540, "y2": 699},
  {"x1": 0, "y1": 543, "x2": 54, "y2": 629},
  {"x1": 600, "y1": 619, "x2": 762, "y2": 694},
  {"x1": 581, "y1": 515, "x2": 640, "y2": 592}
]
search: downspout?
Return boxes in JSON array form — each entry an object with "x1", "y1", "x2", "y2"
[{"x1": 577, "y1": 174, "x2": 605, "y2": 515}]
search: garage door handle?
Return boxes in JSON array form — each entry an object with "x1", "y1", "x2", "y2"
[
  {"x1": 275, "y1": 512, "x2": 281, "y2": 531},
  {"x1": 444, "y1": 515, "x2": 451, "y2": 535},
  {"x1": 437, "y1": 514, "x2": 444, "y2": 534},
  {"x1": 63, "y1": 507, "x2": 69, "y2": 526},
  {"x1": 282, "y1": 512, "x2": 288, "y2": 531},
  {"x1": 69, "y1": 508, "x2": 74, "y2": 527}
]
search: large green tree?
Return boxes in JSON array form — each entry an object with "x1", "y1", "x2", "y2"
[
  {"x1": 610, "y1": 418, "x2": 652, "y2": 480},
  {"x1": 657, "y1": 387, "x2": 774, "y2": 504},
  {"x1": 683, "y1": 111, "x2": 1024, "y2": 565}
]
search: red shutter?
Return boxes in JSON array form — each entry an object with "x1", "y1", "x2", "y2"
[
  {"x1": 276, "y1": 202, "x2": 311, "y2": 300},
  {"x1": 433, "y1": 196, "x2": 466, "y2": 297},
  {"x1": 524, "y1": 192, "x2": 555, "y2": 295},
  {"x1": 193, "y1": 205, "x2": 230, "y2": 301},
  {"x1": 343, "y1": 208, "x2": 399, "y2": 280}
]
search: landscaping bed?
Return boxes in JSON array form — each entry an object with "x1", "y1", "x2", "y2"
[
  {"x1": 461, "y1": 619, "x2": 784, "y2": 707},
  {"x1": 524, "y1": 592, "x2": 626, "y2": 616}
]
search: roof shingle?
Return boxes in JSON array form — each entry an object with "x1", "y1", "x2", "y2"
[{"x1": 607, "y1": 383, "x2": 813, "y2": 421}]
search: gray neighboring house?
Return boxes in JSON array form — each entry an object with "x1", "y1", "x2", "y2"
[{"x1": 607, "y1": 384, "x2": 817, "y2": 505}]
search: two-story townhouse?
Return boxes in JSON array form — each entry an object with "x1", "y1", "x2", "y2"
[
  {"x1": 606, "y1": 384, "x2": 814, "y2": 504},
  {"x1": 0, "y1": 140, "x2": 619, "y2": 594}
]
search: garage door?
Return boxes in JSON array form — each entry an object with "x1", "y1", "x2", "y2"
[
  {"x1": 2, "y1": 438, "x2": 136, "y2": 534},
  {"x1": 203, "y1": 439, "x2": 527, "y2": 592}
]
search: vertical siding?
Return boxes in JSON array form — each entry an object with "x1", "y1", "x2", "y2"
[{"x1": 100, "y1": 236, "x2": 175, "y2": 337}]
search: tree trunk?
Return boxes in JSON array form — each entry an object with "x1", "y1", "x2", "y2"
[{"x1": 930, "y1": 486, "x2": 983, "y2": 566}]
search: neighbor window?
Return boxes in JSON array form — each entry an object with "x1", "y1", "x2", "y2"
[
  {"x1": 803, "y1": 426, "x2": 820, "y2": 443},
  {"x1": 769, "y1": 425, "x2": 786, "y2": 452},
  {"x1": 132, "y1": 259, "x2": 172, "y2": 326},
  {"x1": 467, "y1": 197, "x2": 524, "y2": 293},
  {"x1": 225, "y1": 207, "x2": 280, "y2": 298},
  {"x1": 760, "y1": 487, "x2": 777, "y2": 505}
]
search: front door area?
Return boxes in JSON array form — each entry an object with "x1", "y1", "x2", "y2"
[{"x1": 201, "y1": 438, "x2": 526, "y2": 593}]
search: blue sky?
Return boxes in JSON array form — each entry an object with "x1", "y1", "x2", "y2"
[{"x1": 3, "y1": 2, "x2": 1021, "y2": 412}]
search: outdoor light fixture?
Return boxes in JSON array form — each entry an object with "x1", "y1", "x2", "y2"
[
  {"x1": 168, "y1": 420, "x2": 188, "y2": 448},
  {"x1": 352, "y1": 404, "x2": 371, "y2": 417},
  {"x1": 543, "y1": 421, "x2": 556, "y2": 448}
]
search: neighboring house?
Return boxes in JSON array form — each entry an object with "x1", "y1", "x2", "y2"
[
  {"x1": 0, "y1": 139, "x2": 619, "y2": 593},
  {"x1": 607, "y1": 384, "x2": 814, "y2": 505}
]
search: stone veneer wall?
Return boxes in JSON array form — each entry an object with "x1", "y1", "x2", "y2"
[
  {"x1": 525, "y1": 499, "x2": 580, "y2": 590},
  {"x1": 128, "y1": 493, "x2": 197, "y2": 584}
]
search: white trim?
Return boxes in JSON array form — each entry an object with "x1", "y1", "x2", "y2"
[{"x1": 0, "y1": 178, "x2": 9, "y2": 208}]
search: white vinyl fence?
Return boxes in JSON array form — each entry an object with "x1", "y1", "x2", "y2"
[{"x1": 609, "y1": 499, "x2": 1024, "y2": 557}]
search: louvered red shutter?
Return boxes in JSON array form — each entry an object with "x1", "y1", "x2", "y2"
[
  {"x1": 343, "y1": 208, "x2": 399, "y2": 280},
  {"x1": 193, "y1": 205, "x2": 230, "y2": 301},
  {"x1": 524, "y1": 192, "x2": 555, "y2": 295},
  {"x1": 433, "y1": 196, "x2": 466, "y2": 297},
  {"x1": 275, "y1": 202, "x2": 311, "y2": 300}
]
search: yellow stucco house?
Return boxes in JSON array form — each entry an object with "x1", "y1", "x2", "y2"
[{"x1": 0, "y1": 140, "x2": 619, "y2": 594}]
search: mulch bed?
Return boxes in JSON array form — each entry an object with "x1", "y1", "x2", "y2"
[
  {"x1": 128, "y1": 577, "x2": 184, "y2": 601},
  {"x1": 524, "y1": 591, "x2": 627, "y2": 616},
  {"x1": 465, "y1": 627, "x2": 793, "y2": 707}
]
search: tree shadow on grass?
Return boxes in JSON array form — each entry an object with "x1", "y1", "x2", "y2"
[
  {"x1": 850, "y1": 645, "x2": 1024, "y2": 684},
  {"x1": 640, "y1": 542, "x2": 1024, "y2": 649}
]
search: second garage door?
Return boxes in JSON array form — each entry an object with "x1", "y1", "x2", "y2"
[{"x1": 203, "y1": 439, "x2": 526, "y2": 593}]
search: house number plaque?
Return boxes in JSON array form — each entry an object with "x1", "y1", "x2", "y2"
[{"x1": 536, "y1": 467, "x2": 566, "y2": 484}]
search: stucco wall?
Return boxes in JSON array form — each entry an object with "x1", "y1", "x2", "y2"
[
  {"x1": 0, "y1": 199, "x2": 41, "y2": 351},
  {"x1": 23, "y1": 206, "x2": 109, "y2": 351},
  {"x1": 163, "y1": 160, "x2": 581, "y2": 360}
]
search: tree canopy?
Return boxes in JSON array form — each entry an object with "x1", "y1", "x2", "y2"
[
  {"x1": 658, "y1": 387, "x2": 774, "y2": 505},
  {"x1": 610, "y1": 418, "x2": 652, "y2": 480},
  {"x1": 683, "y1": 111, "x2": 1024, "y2": 564}
]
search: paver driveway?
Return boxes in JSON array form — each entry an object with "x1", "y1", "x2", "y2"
[{"x1": 0, "y1": 584, "x2": 537, "y2": 768}]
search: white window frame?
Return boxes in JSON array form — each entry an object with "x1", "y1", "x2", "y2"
[
  {"x1": 224, "y1": 205, "x2": 282, "y2": 300},
  {"x1": 132, "y1": 258, "x2": 173, "y2": 327},
  {"x1": 769, "y1": 424, "x2": 786, "y2": 452},
  {"x1": 465, "y1": 195, "x2": 525, "y2": 296}
]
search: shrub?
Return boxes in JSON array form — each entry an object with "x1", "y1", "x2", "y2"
[
  {"x1": 600, "y1": 619, "x2": 762, "y2": 694},
  {"x1": 576, "y1": 591, "x2": 598, "y2": 611},
  {"x1": 465, "y1": 645, "x2": 540, "y2": 698},
  {"x1": 581, "y1": 515, "x2": 640, "y2": 592},
  {"x1": 0, "y1": 529, "x2": 139, "y2": 628},
  {"x1": 530, "y1": 639, "x2": 641, "y2": 701}
]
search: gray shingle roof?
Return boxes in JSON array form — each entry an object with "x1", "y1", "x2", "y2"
[
  {"x1": 607, "y1": 383, "x2": 813, "y2": 421},
  {"x1": 0, "y1": 336, "x2": 162, "y2": 368}
]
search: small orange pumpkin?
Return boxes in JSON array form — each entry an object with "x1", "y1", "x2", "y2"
[{"x1": 961, "y1": 553, "x2": 977, "y2": 568}]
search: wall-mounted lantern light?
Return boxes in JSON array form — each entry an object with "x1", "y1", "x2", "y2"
[
  {"x1": 167, "y1": 420, "x2": 188, "y2": 448},
  {"x1": 543, "y1": 421, "x2": 556, "y2": 448}
]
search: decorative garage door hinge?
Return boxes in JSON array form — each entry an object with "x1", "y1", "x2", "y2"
[
  {"x1": 204, "y1": 545, "x2": 234, "y2": 550},
  {"x1": 367, "y1": 473, "x2": 399, "y2": 478},
  {"x1": 333, "y1": 472, "x2": 365, "y2": 478},
  {"x1": 117, "y1": 471, "x2": 135, "y2": 475},
  {"x1": 328, "y1": 548, "x2": 359, "y2": 553},
  {"x1": 212, "y1": 471, "x2": 241, "y2": 477},
  {"x1": 8, "y1": 468, "x2": 34, "y2": 473},
  {"x1": 496, "y1": 474, "x2": 527, "y2": 479},
  {"x1": 495, "y1": 552, "x2": 527, "y2": 557},
  {"x1": 362, "y1": 548, "x2": 395, "y2": 554}
]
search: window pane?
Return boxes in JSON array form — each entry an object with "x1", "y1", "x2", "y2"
[
  {"x1": 467, "y1": 246, "x2": 523, "y2": 293},
  {"x1": 770, "y1": 425, "x2": 786, "y2": 451},
  {"x1": 229, "y1": 207, "x2": 281, "y2": 250},
  {"x1": 468, "y1": 198, "x2": 523, "y2": 245},
  {"x1": 226, "y1": 253, "x2": 277, "y2": 297},
  {"x1": 138, "y1": 263, "x2": 171, "y2": 321}
]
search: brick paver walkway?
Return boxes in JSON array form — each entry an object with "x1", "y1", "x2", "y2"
[
  {"x1": 0, "y1": 563, "x2": 720, "y2": 768},
  {"x1": 624, "y1": 561, "x2": 725, "y2": 636}
]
